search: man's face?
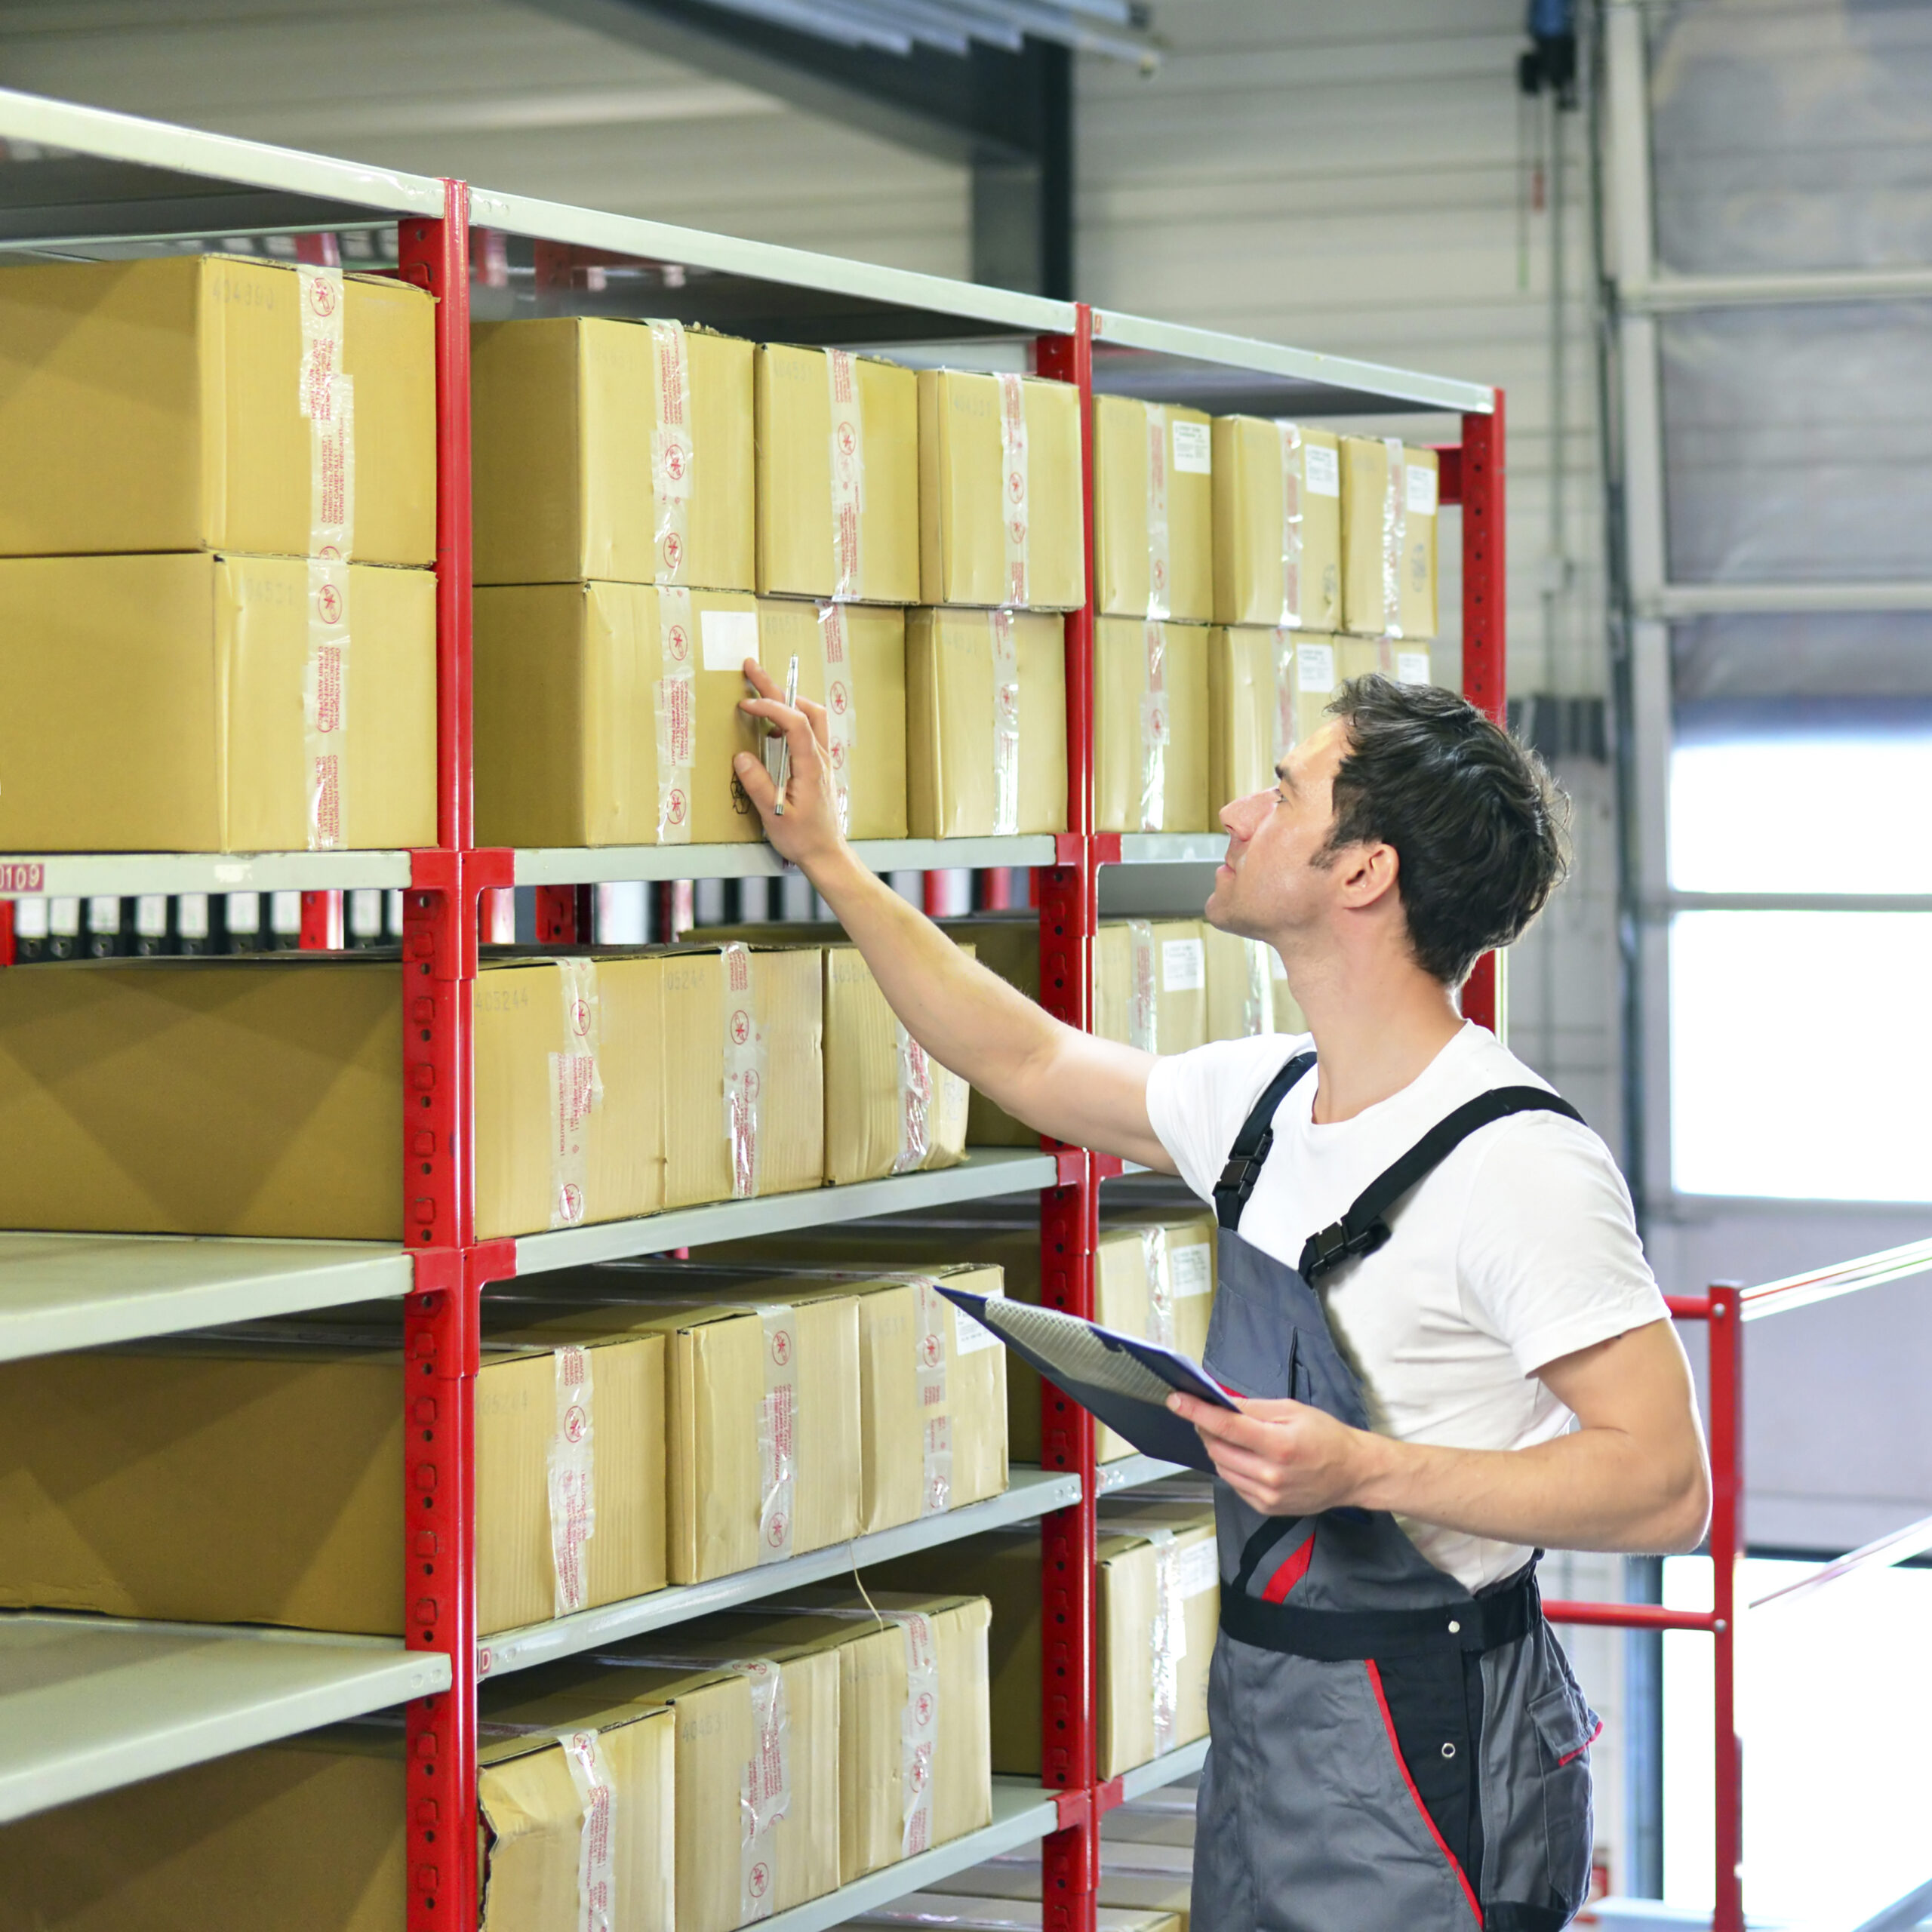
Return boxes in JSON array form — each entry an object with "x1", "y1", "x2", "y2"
[{"x1": 1204, "y1": 718, "x2": 1352, "y2": 944}]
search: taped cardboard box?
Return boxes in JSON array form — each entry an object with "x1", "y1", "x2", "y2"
[
  {"x1": 486, "y1": 1643, "x2": 839, "y2": 1932},
  {"x1": 1340, "y1": 437, "x2": 1438, "y2": 640},
  {"x1": 1095, "y1": 618, "x2": 1210, "y2": 835},
  {"x1": 473, "y1": 581, "x2": 761, "y2": 848},
  {"x1": 934, "y1": 914, "x2": 1044, "y2": 1146},
  {"x1": 1095, "y1": 919, "x2": 1208, "y2": 1057},
  {"x1": 852, "y1": 1897, "x2": 1184, "y2": 1931},
  {"x1": 685, "y1": 1590, "x2": 993, "y2": 1884},
  {"x1": 1211, "y1": 417, "x2": 1340, "y2": 632},
  {"x1": 700, "y1": 925, "x2": 971, "y2": 1185},
  {"x1": 0, "y1": 955, "x2": 401, "y2": 1238},
  {"x1": 1202, "y1": 926, "x2": 1305, "y2": 1042},
  {"x1": 473, "y1": 316, "x2": 753, "y2": 591},
  {"x1": 0, "y1": 254, "x2": 434, "y2": 564},
  {"x1": 1335, "y1": 632, "x2": 1436, "y2": 690},
  {"x1": 1094, "y1": 395, "x2": 1213, "y2": 622},
  {"x1": 0, "y1": 552, "x2": 435, "y2": 853},
  {"x1": 660, "y1": 942, "x2": 823, "y2": 1207},
  {"x1": 865, "y1": 1497, "x2": 1215, "y2": 1779},
  {"x1": 918, "y1": 369, "x2": 1084, "y2": 612},
  {"x1": 0, "y1": 1324, "x2": 666, "y2": 1635},
  {"x1": 907, "y1": 608, "x2": 1067, "y2": 839},
  {"x1": 755, "y1": 596, "x2": 907, "y2": 840},
  {"x1": 1207, "y1": 623, "x2": 1340, "y2": 816},
  {"x1": 474, "y1": 951, "x2": 666, "y2": 1240},
  {"x1": 757, "y1": 343, "x2": 918, "y2": 605}
]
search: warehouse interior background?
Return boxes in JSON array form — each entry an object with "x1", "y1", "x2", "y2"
[{"x1": 1, "y1": 0, "x2": 1927, "y2": 1922}]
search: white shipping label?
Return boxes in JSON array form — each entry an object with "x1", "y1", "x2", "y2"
[
  {"x1": 1406, "y1": 462, "x2": 1439, "y2": 516},
  {"x1": 1303, "y1": 442, "x2": 1340, "y2": 497},
  {"x1": 701, "y1": 608, "x2": 761, "y2": 674},
  {"x1": 1296, "y1": 641, "x2": 1336, "y2": 695},
  {"x1": 1171, "y1": 1242, "x2": 1212, "y2": 1300},
  {"x1": 953, "y1": 1281, "x2": 1004, "y2": 1355},
  {"x1": 1396, "y1": 651, "x2": 1432, "y2": 686},
  {"x1": 1176, "y1": 1537, "x2": 1220, "y2": 1597},
  {"x1": 559, "y1": 1727, "x2": 617, "y2": 1932},
  {"x1": 737, "y1": 1657, "x2": 792, "y2": 1924},
  {"x1": 1161, "y1": 937, "x2": 1204, "y2": 993},
  {"x1": 1171, "y1": 418, "x2": 1212, "y2": 474},
  {"x1": 548, "y1": 1347, "x2": 596, "y2": 1618},
  {"x1": 755, "y1": 1304, "x2": 798, "y2": 1564}
]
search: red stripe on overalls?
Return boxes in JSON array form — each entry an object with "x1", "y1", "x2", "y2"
[
  {"x1": 1260, "y1": 1534, "x2": 1315, "y2": 1602},
  {"x1": 1364, "y1": 1657, "x2": 1484, "y2": 1926}
]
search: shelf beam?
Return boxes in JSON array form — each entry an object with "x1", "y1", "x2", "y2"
[
  {"x1": 512, "y1": 835, "x2": 1058, "y2": 887},
  {"x1": 0, "y1": 851, "x2": 413, "y2": 900}
]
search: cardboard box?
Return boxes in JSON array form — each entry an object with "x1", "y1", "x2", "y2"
[
  {"x1": 1336, "y1": 632, "x2": 1436, "y2": 690},
  {"x1": 1091, "y1": 1212, "x2": 1216, "y2": 1460},
  {"x1": 490, "y1": 1253, "x2": 1007, "y2": 1537},
  {"x1": 473, "y1": 582, "x2": 763, "y2": 848},
  {"x1": 473, "y1": 316, "x2": 753, "y2": 591},
  {"x1": 473, "y1": 952, "x2": 666, "y2": 1239},
  {"x1": 1211, "y1": 417, "x2": 1341, "y2": 631},
  {"x1": 1202, "y1": 925, "x2": 1296, "y2": 1041},
  {"x1": 1340, "y1": 437, "x2": 1439, "y2": 639},
  {"x1": 1094, "y1": 919, "x2": 1208, "y2": 1057},
  {"x1": 0, "y1": 552, "x2": 435, "y2": 853},
  {"x1": 1095, "y1": 617, "x2": 1210, "y2": 834},
  {"x1": 0, "y1": 254, "x2": 434, "y2": 565},
  {"x1": 485, "y1": 1644, "x2": 837, "y2": 1932},
  {"x1": 918, "y1": 370, "x2": 1084, "y2": 611},
  {"x1": 660, "y1": 943, "x2": 823, "y2": 1207},
  {"x1": 0, "y1": 956, "x2": 401, "y2": 1238},
  {"x1": 906, "y1": 608, "x2": 1067, "y2": 838},
  {"x1": 1094, "y1": 395, "x2": 1214, "y2": 622},
  {"x1": 854, "y1": 1900, "x2": 1183, "y2": 1932},
  {"x1": 754, "y1": 596, "x2": 908, "y2": 839},
  {"x1": 757, "y1": 344, "x2": 918, "y2": 605},
  {"x1": 867, "y1": 1498, "x2": 1216, "y2": 1779},
  {"x1": 0, "y1": 1325, "x2": 666, "y2": 1635},
  {"x1": 707, "y1": 1589, "x2": 993, "y2": 1882},
  {"x1": 934, "y1": 915, "x2": 1045, "y2": 1147}
]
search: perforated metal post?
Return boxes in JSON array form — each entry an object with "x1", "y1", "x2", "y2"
[
  {"x1": 1454, "y1": 396, "x2": 1507, "y2": 1035},
  {"x1": 1707, "y1": 1281, "x2": 1745, "y2": 1932}
]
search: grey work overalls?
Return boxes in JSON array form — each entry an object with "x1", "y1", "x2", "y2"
[{"x1": 1193, "y1": 1051, "x2": 1602, "y2": 1932}]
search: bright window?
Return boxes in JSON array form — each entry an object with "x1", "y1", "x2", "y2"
[{"x1": 1661, "y1": 1555, "x2": 1932, "y2": 1924}]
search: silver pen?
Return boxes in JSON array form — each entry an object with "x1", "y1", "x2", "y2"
[{"x1": 771, "y1": 654, "x2": 800, "y2": 816}]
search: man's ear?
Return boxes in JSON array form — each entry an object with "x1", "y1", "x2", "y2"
[{"x1": 1336, "y1": 840, "x2": 1401, "y2": 910}]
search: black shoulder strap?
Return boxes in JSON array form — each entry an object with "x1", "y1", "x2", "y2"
[
  {"x1": 1214, "y1": 1051, "x2": 1317, "y2": 1230},
  {"x1": 1297, "y1": 1086, "x2": 1585, "y2": 1283}
]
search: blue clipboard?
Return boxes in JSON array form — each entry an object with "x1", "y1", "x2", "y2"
[{"x1": 934, "y1": 1284, "x2": 1237, "y2": 1473}]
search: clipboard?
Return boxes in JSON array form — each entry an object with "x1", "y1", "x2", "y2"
[{"x1": 934, "y1": 1284, "x2": 1237, "y2": 1473}]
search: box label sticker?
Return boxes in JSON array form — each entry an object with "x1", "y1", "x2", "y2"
[
  {"x1": 1295, "y1": 641, "x2": 1336, "y2": 694},
  {"x1": 1161, "y1": 937, "x2": 1204, "y2": 992},
  {"x1": 1396, "y1": 651, "x2": 1432, "y2": 685},
  {"x1": 1171, "y1": 1241, "x2": 1212, "y2": 1300},
  {"x1": 954, "y1": 1280, "x2": 1004, "y2": 1355},
  {"x1": 701, "y1": 608, "x2": 761, "y2": 673},
  {"x1": 1177, "y1": 1536, "x2": 1220, "y2": 1597},
  {"x1": 1406, "y1": 461, "x2": 1438, "y2": 516},
  {"x1": 1171, "y1": 418, "x2": 1212, "y2": 474},
  {"x1": 1303, "y1": 441, "x2": 1340, "y2": 497}
]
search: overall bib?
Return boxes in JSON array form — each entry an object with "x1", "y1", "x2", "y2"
[{"x1": 1192, "y1": 1052, "x2": 1601, "y2": 1932}]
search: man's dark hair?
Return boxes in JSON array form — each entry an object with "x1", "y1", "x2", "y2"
[{"x1": 1318, "y1": 674, "x2": 1570, "y2": 985}]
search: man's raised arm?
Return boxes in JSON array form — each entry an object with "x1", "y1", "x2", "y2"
[{"x1": 734, "y1": 659, "x2": 1175, "y2": 1174}]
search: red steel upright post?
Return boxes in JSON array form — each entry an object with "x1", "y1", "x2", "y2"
[
  {"x1": 1456, "y1": 395, "x2": 1506, "y2": 1035},
  {"x1": 1708, "y1": 1281, "x2": 1745, "y2": 1932},
  {"x1": 1033, "y1": 309, "x2": 1100, "y2": 1932},
  {"x1": 398, "y1": 183, "x2": 481, "y2": 1932}
]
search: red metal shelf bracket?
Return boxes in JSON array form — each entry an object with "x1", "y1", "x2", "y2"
[{"x1": 1457, "y1": 395, "x2": 1507, "y2": 1038}]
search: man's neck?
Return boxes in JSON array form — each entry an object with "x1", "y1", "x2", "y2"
[{"x1": 1292, "y1": 955, "x2": 1466, "y2": 1126}]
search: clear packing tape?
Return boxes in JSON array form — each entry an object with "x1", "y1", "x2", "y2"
[
  {"x1": 1139, "y1": 1226, "x2": 1176, "y2": 1350},
  {"x1": 912, "y1": 1277, "x2": 954, "y2": 1518},
  {"x1": 548, "y1": 1345, "x2": 596, "y2": 1619},
  {"x1": 737, "y1": 1656, "x2": 792, "y2": 1924},
  {"x1": 893, "y1": 1023, "x2": 935, "y2": 1176},
  {"x1": 722, "y1": 943, "x2": 767, "y2": 1199},
  {"x1": 1144, "y1": 402, "x2": 1171, "y2": 621},
  {"x1": 297, "y1": 263, "x2": 352, "y2": 851},
  {"x1": 1276, "y1": 419, "x2": 1303, "y2": 631},
  {"x1": 893, "y1": 1610, "x2": 940, "y2": 1858},
  {"x1": 648, "y1": 319, "x2": 693, "y2": 583},
  {"x1": 997, "y1": 373, "x2": 1030, "y2": 608},
  {"x1": 829, "y1": 349, "x2": 864, "y2": 601},
  {"x1": 1147, "y1": 1531, "x2": 1186, "y2": 1759},
  {"x1": 989, "y1": 610, "x2": 1021, "y2": 837},
  {"x1": 1139, "y1": 620, "x2": 1169, "y2": 832},
  {"x1": 1128, "y1": 918, "x2": 1158, "y2": 1053},
  {"x1": 1381, "y1": 434, "x2": 1408, "y2": 641},
  {"x1": 655, "y1": 588, "x2": 696, "y2": 843},
  {"x1": 755, "y1": 1303, "x2": 798, "y2": 1564},
  {"x1": 549, "y1": 958, "x2": 604, "y2": 1229},
  {"x1": 817, "y1": 601, "x2": 857, "y2": 836},
  {"x1": 558, "y1": 1724, "x2": 617, "y2": 1932}
]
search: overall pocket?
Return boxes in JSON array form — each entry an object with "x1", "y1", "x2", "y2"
[{"x1": 1528, "y1": 1683, "x2": 1599, "y2": 1918}]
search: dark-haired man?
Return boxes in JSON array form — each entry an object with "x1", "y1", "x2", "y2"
[{"x1": 734, "y1": 663, "x2": 1708, "y2": 1932}]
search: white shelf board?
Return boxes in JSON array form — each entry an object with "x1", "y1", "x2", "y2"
[
  {"x1": 0, "y1": 850, "x2": 413, "y2": 899},
  {"x1": 514, "y1": 836, "x2": 1057, "y2": 888},
  {"x1": 478, "y1": 1467, "x2": 1082, "y2": 1678},
  {"x1": 1094, "y1": 1454, "x2": 1190, "y2": 1497},
  {"x1": 512, "y1": 1149, "x2": 1060, "y2": 1275},
  {"x1": 758, "y1": 1780, "x2": 1061, "y2": 1932},
  {"x1": 1112, "y1": 1735, "x2": 1211, "y2": 1804},
  {"x1": 1091, "y1": 306, "x2": 1494, "y2": 417},
  {"x1": 0, "y1": 1235, "x2": 410, "y2": 1364},
  {"x1": 0, "y1": 1614, "x2": 449, "y2": 1824},
  {"x1": 1109, "y1": 833, "x2": 1226, "y2": 867},
  {"x1": 0, "y1": 85, "x2": 443, "y2": 248}
]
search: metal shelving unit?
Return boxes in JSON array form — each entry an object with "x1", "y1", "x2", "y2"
[
  {"x1": 1092, "y1": 1454, "x2": 1189, "y2": 1497},
  {"x1": 0, "y1": 81, "x2": 1506, "y2": 1932}
]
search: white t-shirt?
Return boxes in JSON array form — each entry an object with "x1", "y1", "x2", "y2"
[{"x1": 1146, "y1": 1021, "x2": 1670, "y2": 1590}]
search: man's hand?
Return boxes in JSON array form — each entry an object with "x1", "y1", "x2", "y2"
[
  {"x1": 1169, "y1": 1391, "x2": 1371, "y2": 1517},
  {"x1": 734, "y1": 657, "x2": 849, "y2": 881}
]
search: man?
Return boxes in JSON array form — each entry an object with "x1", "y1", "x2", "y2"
[{"x1": 734, "y1": 661, "x2": 1709, "y2": 1932}]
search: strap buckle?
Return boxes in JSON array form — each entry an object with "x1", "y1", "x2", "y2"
[
  {"x1": 1214, "y1": 1126, "x2": 1276, "y2": 1225},
  {"x1": 1304, "y1": 1217, "x2": 1392, "y2": 1281}
]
